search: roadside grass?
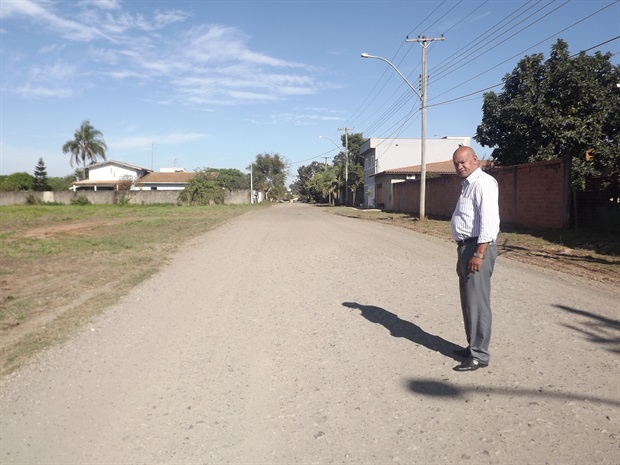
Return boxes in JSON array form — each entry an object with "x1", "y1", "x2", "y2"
[{"x1": 0, "y1": 203, "x2": 266, "y2": 375}]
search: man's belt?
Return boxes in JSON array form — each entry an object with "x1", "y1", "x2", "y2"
[{"x1": 456, "y1": 236, "x2": 478, "y2": 247}]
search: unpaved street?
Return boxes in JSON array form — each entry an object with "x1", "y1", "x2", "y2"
[{"x1": 1, "y1": 203, "x2": 618, "y2": 464}]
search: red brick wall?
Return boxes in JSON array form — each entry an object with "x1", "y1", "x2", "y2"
[{"x1": 393, "y1": 159, "x2": 569, "y2": 230}]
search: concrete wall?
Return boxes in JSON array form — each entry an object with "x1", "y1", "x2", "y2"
[
  {"x1": 393, "y1": 159, "x2": 569, "y2": 230},
  {"x1": 0, "y1": 189, "x2": 252, "y2": 206}
]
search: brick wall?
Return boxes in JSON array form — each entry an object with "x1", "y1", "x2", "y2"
[{"x1": 393, "y1": 159, "x2": 569, "y2": 230}]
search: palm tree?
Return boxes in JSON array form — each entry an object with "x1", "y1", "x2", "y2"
[{"x1": 62, "y1": 120, "x2": 108, "y2": 180}]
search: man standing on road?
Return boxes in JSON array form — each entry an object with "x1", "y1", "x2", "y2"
[{"x1": 450, "y1": 146, "x2": 500, "y2": 372}]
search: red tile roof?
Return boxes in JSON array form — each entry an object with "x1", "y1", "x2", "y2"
[
  {"x1": 136, "y1": 172, "x2": 197, "y2": 183},
  {"x1": 374, "y1": 159, "x2": 493, "y2": 176}
]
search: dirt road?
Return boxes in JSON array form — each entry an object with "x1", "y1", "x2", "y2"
[{"x1": 1, "y1": 203, "x2": 618, "y2": 464}]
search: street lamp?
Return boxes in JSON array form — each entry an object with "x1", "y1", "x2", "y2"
[
  {"x1": 361, "y1": 52, "x2": 427, "y2": 219},
  {"x1": 319, "y1": 135, "x2": 348, "y2": 205},
  {"x1": 319, "y1": 135, "x2": 341, "y2": 150}
]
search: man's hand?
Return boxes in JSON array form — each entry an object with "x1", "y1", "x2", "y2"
[{"x1": 469, "y1": 256, "x2": 483, "y2": 273}]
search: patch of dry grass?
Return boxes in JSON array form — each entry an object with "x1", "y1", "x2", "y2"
[{"x1": 0, "y1": 203, "x2": 266, "y2": 375}]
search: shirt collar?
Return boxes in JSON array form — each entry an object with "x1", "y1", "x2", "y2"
[{"x1": 463, "y1": 167, "x2": 482, "y2": 184}]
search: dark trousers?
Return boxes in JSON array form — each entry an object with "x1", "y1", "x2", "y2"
[{"x1": 456, "y1": 241, "x2": 497, "y2": 363}]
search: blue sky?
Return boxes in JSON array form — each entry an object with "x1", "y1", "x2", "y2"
[{"x1": 1, "y1": 0, "x2": 618, "y2": 182}]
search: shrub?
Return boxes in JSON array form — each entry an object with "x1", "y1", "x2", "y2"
[{"x1": 71, "y1": 195, "x2": 92, "y2": 205}]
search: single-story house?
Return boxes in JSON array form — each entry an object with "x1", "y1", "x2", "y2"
[
  {"x1": 371, "y1": 159, "x2": 492, "y2": 211},
  {"x1": 71, "y1": 160, "x2": 152, "y2": 191},
  {"x1": 133, "y1": 171, "x2": 197, "y2": 191},
  {"x1": 361, "y1": 136, "x2": 470, "y2": 208}
]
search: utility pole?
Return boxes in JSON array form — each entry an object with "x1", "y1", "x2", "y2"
[
  {"x1": 405, "y1": 35, "x2": 444, "y2": 220},
  {"x1": 249, "y1": 163, "x2": 253, "y2": 204},
  {"x1": 338, "y1": 127, "x2": 353, "y2": 206}
]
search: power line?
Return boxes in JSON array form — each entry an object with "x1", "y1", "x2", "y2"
[
  {"x1": 428, "y1": 34, "x2": 620, "y2": 108},
  {"x1": 431, "y1": 0, "x2": 571, "y2": 84},
  {"x1": 350, "y1": 0, "x2": 619, "y2": 148},
  {"x1": 428, "y1": 3, "x2": 619, "y2": 103}
]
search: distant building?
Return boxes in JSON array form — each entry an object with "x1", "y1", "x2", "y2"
[
  {"x1": 371, "y1": 158, "x2": 492, "y2": 211},
  {"x1": 361, "y1": 136, "x2": 470, "y2": 208},
  {"x1": 133, "y1": 171, "x2": 196, "y2": 191},
  {"x1": 71, "y1": 160, "x2": 151, "y2": 191}
]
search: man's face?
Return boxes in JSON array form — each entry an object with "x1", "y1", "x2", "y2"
[{"x1": 453, "y1": 149, "x2": 478, "y2": 178}]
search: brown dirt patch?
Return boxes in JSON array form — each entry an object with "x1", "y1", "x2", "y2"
[{"x1": 22, "y1": 219, "x2": 126, "y2": 238}]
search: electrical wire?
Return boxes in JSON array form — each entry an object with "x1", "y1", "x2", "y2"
[{"x1": 346, "y1": 0, "x2": 618, "y2": 166}]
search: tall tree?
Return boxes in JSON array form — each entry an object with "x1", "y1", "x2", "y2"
[
  {"x1": 32, "y1": 158, "x2": 51, "y2": 191},
  {"x1": 475, "y1": 39, "x2": 620, "y2": 193},
  {"x1": 338, "y1": 132, "x2": 366, "y2": 205},
  {"x1": 253, "y1": 153, "x2": 288, "y2": 201},
  {"x1": 62, "y1": 120, "x2": 108, "y2": 180},
  {"x1": 306, "y1": 165, "x2": 341, "y2": 205},
  {"x1": 292, "y1": 161, "x2": 324, "y2": 201}
]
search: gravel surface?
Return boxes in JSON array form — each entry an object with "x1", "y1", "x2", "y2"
[{"x1": 1, "y1": 203, "x2": 618, "y2": 464}]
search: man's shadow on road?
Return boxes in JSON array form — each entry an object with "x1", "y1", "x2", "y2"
[{"x1": 343, "y1": 302, "x2": 462, "y2": 361}]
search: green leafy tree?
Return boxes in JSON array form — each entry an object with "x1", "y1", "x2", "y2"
[
  {"x1": 292, "y1": 161, "x2": 324, "y2": 201},
  {"x1": 178, "y1": 170, "x2": 224, "y2": 205},
  {"x1": 62, "y1": 120, "x2": 108, "y2": 180},
  {"x1": 336, "y1": 132, "x2": 366, "y2": 205},
  {"x1": 253, "y1": 153, "x2": 288, "y2": 201},
  {"x1": 475, "y1": 39, "x2": 620, "y2": 193},
  {"x1": 306, "y1": 165, "x2": 341, "y2": 204},
  {"x1": 215, "y1": 168, "x2": 250, "y2": 192},
  {"x1": 0, "y1": 172, "x2": 34, "y2": 191},
  {"x1": 32, "y1": 158, "x2": 51, "y2": 191},
  {"x1": 47, "y1": 174, "x2": 76, "y2": 191}
]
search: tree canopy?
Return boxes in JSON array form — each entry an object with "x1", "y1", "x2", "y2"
[
  {"x1": 475, "y1": 39, "x2": 620, "y2": 193},
  {"x1": 252, "y1": 153, "x2": 288, "y2": 201},
  {"x1": 178, "y1": 170, "x2": 224, "y2": 205},
  {"x1": 294, "y1": 132, "x2": 365, "y2": 204},
  {"x1": 0, "y1": 172, "x2": 33, "y2": 191},
  {"x1": 62, "y1": 120, "x2": 108, "y2": 180},
  {"x1": 292, "y1": 161, "x2": 324, "y2": 201},
  {"x1": 178, "y1": 168, "x2": 250, "y2": 205}
]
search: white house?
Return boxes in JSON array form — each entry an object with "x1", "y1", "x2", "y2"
[
  {"x1": 71, "y1": 160, "x2": 151, "y2": 191},
  {"x1": 361, "y1": 136, "x2": 470, "y2": 208}
]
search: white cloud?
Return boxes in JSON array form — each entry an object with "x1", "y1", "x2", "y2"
[
  {"x1": 0, "y1": 0, "x2": 112, "y2": 41},
  {"x1": 30, "y1": 61, "x2": 76, "y2": 82},
  {"x1": 78, "y1": 0, "x2": 122, "y2": 10},
  {"x1": 154, "y1": 9, "x2": 191, "y2": 28},
  {"x1": 15, "y1": 84, "x2": 72, "y2": 98},
  {"x1": 2, "y1": 1, "x2": 330, "y2": 107}
]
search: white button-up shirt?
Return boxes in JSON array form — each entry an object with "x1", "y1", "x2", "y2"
[{"x1": 451, "y1": 167, "x2": 500, "y2": 243}]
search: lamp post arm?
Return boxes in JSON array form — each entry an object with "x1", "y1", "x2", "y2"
[
  {"x1": 319, "y1": 136, "x2": 342, "y2": 151},
  {"x1": 360, "y1": 53, "x2": 422, "y2": 101}
]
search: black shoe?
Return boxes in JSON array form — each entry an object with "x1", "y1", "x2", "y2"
[
  {"x1": 453, "y1": 357, "x2": 488, "y2": 372},
  {"x1": 453, "y1": 347, "x2": 471, "y2": 358}
]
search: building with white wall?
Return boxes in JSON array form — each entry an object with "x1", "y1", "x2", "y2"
[
  {"x1": 71, "y1": 160, "x2": 151, "y2": 191},
  {"x1": 361, "y1": 136, "x2": 470, "y2": 208}
]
